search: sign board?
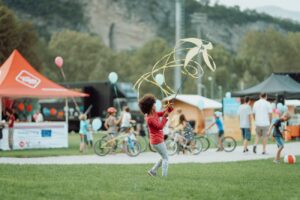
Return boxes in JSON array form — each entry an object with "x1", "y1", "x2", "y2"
[
  {"x1": 223, "y1": 98, "x2": 241, "y2": 117},
  {"x1": 0, "y1": 122, "x2": 68, "y2": 150}
]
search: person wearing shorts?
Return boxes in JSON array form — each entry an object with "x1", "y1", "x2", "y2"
[
  {"x1": 237, "y1": 96, "x2": 252, "y2": 153},
  {"x1": 203, "y1": 112, "x2": 224, "y2": 151},
  {"x1": 253, "y1": 93, "x2": 272, "y2": 154},
  {"x1": 267, "y1": 113, "x2": 291, "y2": 163}
]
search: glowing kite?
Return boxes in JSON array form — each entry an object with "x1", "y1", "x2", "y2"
[{"x1": 133, "y1": 38, "x2": 216, "y2": 99}]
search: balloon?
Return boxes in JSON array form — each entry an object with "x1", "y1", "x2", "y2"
[
  {"x1": 283, "y1": 105, "x2": 288, "y2": 113},
  {"x1": 198, "y1": 99, "x2": 204, "y2": 110},
  {"x1": 155, "y1": 99, "x2": 162, "y2": 111},
  {"x1": 92, "y1": 118, "x2": 102, "y2": 131},
  {"x1": 50, "y1": 108, "x2": 57, "y2": 116},
  {"x1": 57, "y1": 111, "x2": 64, "y2": 118},
  {"x1": 225, "y1": 92, "x2": 231, "y2": 98},
  {"x1": 18, "y1": 103, "x2": 25, "y2": 111},
  {"x1": 42, "y1": 107, "x2": 50, "y2": 117},
  {"x1": 277, "y1": 103, "x2": 284, "y2": 113},
  {"x1": 271, "y1": 103, "x2": 276, "y2": 109},
  {"x1": 108, "y1": 72, "x2": 118, "y2": 84},
  {"x1": 55, "y1": 56, "x2": 63, "y2": 68},
  {"x1": 155, "y1": 74, "x2": 164, "y2": 86},
  {"x1": 26, "y1": 104, "x2": 33, "y2": 112}
]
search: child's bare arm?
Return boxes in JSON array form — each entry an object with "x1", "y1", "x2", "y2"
[{"x1": 267, "y1": 124, "x2": 274, "y2": 136}]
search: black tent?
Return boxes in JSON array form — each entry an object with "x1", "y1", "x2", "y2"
[{"x1": 232, "y1": 74, "x2": 300, "y2": 99}]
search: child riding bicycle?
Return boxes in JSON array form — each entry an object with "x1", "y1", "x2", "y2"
[{"x1": 201, "y1": 111, "x2": 224, "y2": 151}]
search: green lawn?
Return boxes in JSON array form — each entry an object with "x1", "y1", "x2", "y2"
[
  {"x1": 0, "y1": 158, "x2": 299, "y2": 200},
  {"x1": 0, "y1": 133, "x2": 105, "y2": 158}
]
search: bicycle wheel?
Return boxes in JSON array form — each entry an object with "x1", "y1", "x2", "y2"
[
  {"x1": 196, "y1": 136, "x2": 210, "y2": 152},
  {"x1": 165, "y1": 139, "x2": 178, "y2": 156},
  {"x1": 222, "y1": 136, "x2": 237, "y2": 152},
  {"x1": 126, "y1": 140, "x2": 141, "y2": 157},
  {"x1": 94, "y1": 136, "x2": 112, "y2": 156},
  {"x1": 188, "y1": 138, "x2": 203, "y2": 155},
  {"x1": 136, "y1": 135, "x2": 147, "y2": 152}
]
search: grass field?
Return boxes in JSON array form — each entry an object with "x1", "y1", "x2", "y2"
[
  {"x1": 0, "y1": 133, "x2": 105, "y2": 158},
  {"x1": 0, "y1": 157, "x2": 299, "y2": 200}
]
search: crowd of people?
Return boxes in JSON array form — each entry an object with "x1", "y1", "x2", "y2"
[
  {"x1": 237, "y1": 93, "x2": 291, "y2": 164},
  {"x1": 137, "y1": 92, "x2": 291, "y2": 177}
]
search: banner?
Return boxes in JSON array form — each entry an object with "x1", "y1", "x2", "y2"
[{"x1": 0, "y1": 122, "x2": 68, "y2": 150}]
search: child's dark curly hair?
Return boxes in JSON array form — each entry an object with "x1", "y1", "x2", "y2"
[{"x1": 138, "y1": 94, "x2": 156, "y2": 114}]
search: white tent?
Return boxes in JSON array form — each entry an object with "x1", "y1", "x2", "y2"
[
  {"x1": 286, "y1": 100, "x2": 300, "y2": 107},
  {"x1": 164, "y1": 94, "x2": 222, "y2": 110}
]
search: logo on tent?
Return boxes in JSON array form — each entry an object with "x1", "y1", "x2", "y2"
[{"x1": 16, "y1": 70, "x2": 41, "y2": 88}]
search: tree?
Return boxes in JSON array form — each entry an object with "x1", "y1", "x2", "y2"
[
  {"x1": 237, "y1": 28, "x2": 298, "y2": 82},
  {"x1": 0, "y1": 3, "x2": 41, "y2": 69},
  {"x1": 48, "y1": 30, "x2": 113, "y2": 82}
]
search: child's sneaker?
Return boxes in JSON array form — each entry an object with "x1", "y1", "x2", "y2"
[
  {"x1": 147, "y1": 170, "x2": 156, "y2": 177},
  {"x1": 273, "y1": 159, "x2": 280, "y2": 164},
  {"x1": 253, "y1": 146, "x2": 257, "y2": 154}
]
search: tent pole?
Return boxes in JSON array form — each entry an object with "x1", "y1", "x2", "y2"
[
  {"x1": 65, "y1": 98, "x2": 69, "y2": 131},
  {"x1": 0, "y1": 97, "x2": 2, "y2": 120}
]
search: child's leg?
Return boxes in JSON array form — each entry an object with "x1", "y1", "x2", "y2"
[
  {"x1": 79, "y1": 134, "x2": 84, "y2": 152},
  {"x1": 151, "y1": 143, "x2": 168, "y2": 176},
  {"x1": 275, "y1": 137, "x2": 284, "y2": 161},
  {"x1": 276, "y1": 146, "x2": 283, "y2": 161}
]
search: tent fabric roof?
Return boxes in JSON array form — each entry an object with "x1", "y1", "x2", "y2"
[
  {"x1": 164, "y1": 94, "x2": 222, "y2": 110},
  {"x1": 232, "y1": 74, "x2": 300, "y2": 99},
  {"x1": 0, "y1": 50, "x2": 88, "y2": 98}
]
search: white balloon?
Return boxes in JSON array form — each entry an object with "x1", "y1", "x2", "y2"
[
  {"x1": 155, "y1": 100, "x2": 162, "y2": 111},
  {"x1": 198, "y1": 99, "x2": 204, "y2": 110},
  {"x1": 155, "y1": 74, "x2": 164, "y2": 86},
  {"x1": 225, "y1": 92, "x2": 231, "y2": 98},
  {"x1": 92, "y1": 118, "x2": 102, "y2": 131},
  {"x1": 108, "y1": 72, "x2": 118, "y2": 84}
]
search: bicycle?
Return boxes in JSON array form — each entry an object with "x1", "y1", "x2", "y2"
[
  {"x1": 165, "y1": 127, "x2": 203, "y2": 156},
  {"x1": 196, "y1": 131, "x2": 237, "y2": 152},
  {"x1": 94, "y1": 132, "x2": 141, "y2": 157}
]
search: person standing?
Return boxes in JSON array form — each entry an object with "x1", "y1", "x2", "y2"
[
  {"x1": 237, "y1": 96, "x2": 252, "y2": 153},
  {"x1": 120, "y1": 106, "x2": 135, "y2": 133},
  {"x1": 6, "y1": 109, "x2": 15, "y2": 150},
  {"x1": 79, "y1": 114, "x2": 88, "y2": 152},
  {"x1": 252, "y1": 93, "x2": 272, "y2": 154},
  {"x1": 138, "y1": 94, "x2": 173, "y2": 177},
  {"x1": 267, "y1": 112, "x2": 291, "y2": 163}
]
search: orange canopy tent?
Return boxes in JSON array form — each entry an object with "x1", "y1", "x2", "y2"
[{"x1": 0, "y1": 50, "x2": 87, "y2": 98}]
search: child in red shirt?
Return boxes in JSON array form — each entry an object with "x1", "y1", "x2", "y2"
[{"x1": 139, "y1": 94, "x2": 173, "y2": 177}]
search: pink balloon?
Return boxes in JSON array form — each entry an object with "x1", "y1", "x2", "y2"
[{"x1": 55, "y1": 56, "x2": 63, "y2": 68}]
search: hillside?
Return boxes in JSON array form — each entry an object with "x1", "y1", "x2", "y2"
[{"x1": 2, "y1": 0, "x2": 300, "y2": 51}]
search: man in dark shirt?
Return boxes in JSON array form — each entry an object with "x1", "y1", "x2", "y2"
[{"x1": 267, "y1": 112, "x2": 291, "y2": 164}]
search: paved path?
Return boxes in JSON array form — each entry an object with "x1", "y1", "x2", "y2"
[{"x1": 0, "y1": 142, "x2": 299, "y2": 165}]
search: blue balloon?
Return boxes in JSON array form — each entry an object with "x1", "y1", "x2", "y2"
[{"x1": 42, "y1": 107, "x2": 50, "y2": 117}]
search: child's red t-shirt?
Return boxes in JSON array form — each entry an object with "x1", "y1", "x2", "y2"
[{"x1": 146, "y1": 111, "x2": 168, "y2": 145}]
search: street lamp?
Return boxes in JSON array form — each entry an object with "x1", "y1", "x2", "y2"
[
  {"x1": 208, "y1": 76, "x2": 214, "y2": 99},
  {"x1": 191, "y1": 12, "x2": 207, "y2": 96},
  {"x1": 218, "y1": 85, "x2": 223, "y2": 100}
]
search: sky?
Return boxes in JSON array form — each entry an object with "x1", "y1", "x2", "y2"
[{"x1": 212, "y1": 0, "x2": 300, "y2": 12}]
